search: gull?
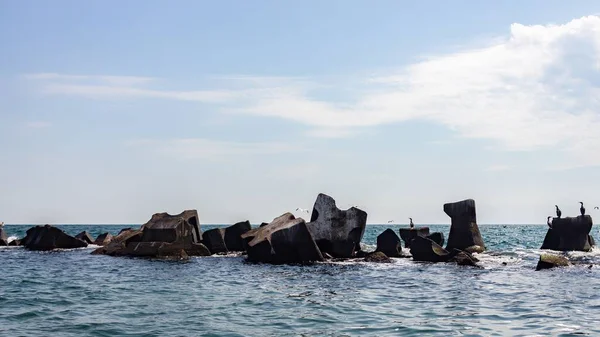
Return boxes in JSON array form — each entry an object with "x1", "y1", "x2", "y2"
[
  {"x1": 595, "y1": 206, "x2": 599, "y2": 210},
  {"x1": 387, "y1": 220, "x2": 394, "y2": 223},
  {"x1": 296, "y1": 207, "x2": 310, "y2": 213}
]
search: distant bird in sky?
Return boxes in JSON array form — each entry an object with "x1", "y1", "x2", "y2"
[
  {"x1": 594, "y1": 206, "x2": 599, "y2": 210},
  {"x1": 387, "y1": 220, "x2": 394, "y2": 223},
  {"x1": 296, "y1": 208, "x2": 310, "y2": 213},
  {"x1": 409, "y1": 217, "x2": 414, "y2": 228},
  {"x1": 547, "y1": 216, "x2": 552, "y2": 228},
  {"x1": 580, "y1": 202, "x2": 585, "y2": 216},
  {"x1": 555, "y1": 205, "x2": 562, "y2": 218}
]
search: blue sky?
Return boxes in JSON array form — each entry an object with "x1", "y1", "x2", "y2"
[{"x1": 1, "y1": 1, "x2": 600, "y2": 224}]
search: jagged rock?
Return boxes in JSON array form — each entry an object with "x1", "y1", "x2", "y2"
[
  {"x1": 8, "y1": 239, "x2": 21, "y2": 246},
  {"x1": 94, "y1": 233, "x2": 113, "y2": 246},
  {"x1": 242, "y1": 212, "x2": 323, "y2": 264},
  {"x1": 224, "y1": 221, "x2": 252, "y2": 252},
  {"x1": 21, "y1": 225, "x2": 87, "y2": 250},
  {"x1": 448, "y1": 249, "x2": 480, "y2": 267},
  {"x1": 91, "y1": 229, "x2": 143, "y2": 255},
  {"x1": 364, "y1": 251, "x2": 392, "y2": 263},
  {"x1": 202, "y1": 228, "x2": 228, "y2": 254},
  {"x1": 409, "y1": 236, "x2": 449, "y2": 262},
  {"x1": 140, "y1": 210, "x2": 202, "y2": 244},
  {"x1": 119, "y1": 227, "x2": 134, "y2": 235},
  {"x1": 0, "y1": 225, "x2": 8, "y2": 246},
  {"x1": 259, "y1": 222, "x2": 269, "y2": 227},
  {"x1": 122, "y1": 241, "x2": 209, "y2": 258},
  {"x1": 306, "y1": 193, "x2": 367, "y2": 258},
  {"x1": 541, "y1": 216, "x2": 594, "y2": 252},
  {"x1": 75, "y1": 231, "x2": 94, "y2": 244},
  {"x1": 444, "y1": 199, "x2": 486, "y2": 252},
  {"x1": 536, "y1": 254, "x2": 570, "y2": 271},
  {"x1": 399, "y1": 227, "x2": 430, "y2": 248},
  {"x1": 427, "y1": 232, "x2": 445, "y2": 247},
  {"x1": 375, "y1": 229, "x2": 402, "y2": 257}
]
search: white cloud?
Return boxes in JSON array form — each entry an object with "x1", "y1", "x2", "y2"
[
  {"x1": 23, "y1": 15, "x2": 600, "y2": 166},
  {"x1": 127, "y1": 138, "x2": 301, "y2": 160},
  {"x1": 25, "y1": 121, "x2": 52, "y2": 128}
]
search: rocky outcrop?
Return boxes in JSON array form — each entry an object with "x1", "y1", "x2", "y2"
[
  {"x1": 92, "y1": 210, "x2": 209, "y2": 257},
  {"x1": 0, "y1": 225, "x2": 7, "y2": 246},
  {"x1": 242, "y1": 213, "x2": 323, "y2": 264},
  {"x1": 399, "y1": 227, "x2": 430, "y2": 248},
  {"x1": 536, "y1": 253, "x2": 570, "y2": 271},
  {"x1": 447, "y1": 249, "x2": 479, "y2": 267},
  {"x1": 8, "y1": 239, "x2": 21, "y2": 246},
  {"x1": 94, "y1": 233, "x2": 113, "y2": 246},
  {"x1": 364, "y1": 251, "x2": 392, "y2": 263},
  {"x1": 75, "y1": 231, "x2": 94, "y2": 244},
  {"x1": 427, "y1": 232, "x2": 445, "y2": 247},
  {"x1": 409, "y1": 236, "x2": 449, "y2": 262},
  {"x1": 444, "y1": 199, "x2": 485, "y2": 253},
  {"x1": 202, "y1": 228, "x2": 228, "y2": 254},
  {"x1": 306, "y1": 193, "x2": 367, "y2": 258},
  {"x1": 224, "y1": 221, "x2": 252, "y2": 252},
  {"x1": 21, "y1": 225, "x2": 88, "y2": 250},
  {"x1": 375, "y1": 229, "x2": 403, "y2": 257},
  {"x1": 541, "y1": 215, "x2": 594, "y2": 252}
]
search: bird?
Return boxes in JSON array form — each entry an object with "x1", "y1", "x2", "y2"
[
  {"x1": 409, "y1": 217, "x2": 414, "y2": 228},
  {"x1": 547, "y1": 216, "x2": 553, "y2": 228},
  {"x1": 295, "y1": 208, "x2": 310, "y2": 213},
  {"x1": 555, "y1": 205, "x2": 562, "y2": 218},
  {"x1": 580, "y1": 202, "x2": 585, "y2": 216},
  {"x1": 594, "y1": 206, "x2": 599, "y2": 210},
  {"x1": 387, "y1": 220, "x2": 394, "y2": 223}
]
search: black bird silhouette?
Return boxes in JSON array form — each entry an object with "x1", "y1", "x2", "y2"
[
  {"x1": 580, "y1": 202, "x2": 585, "y2": 216},
  {"x1": 594, "y1": 206, "x2": 599, "y2": 210},
  {"x1": 555, "y1": 205, "x2": 562, "y2": 218},
  {"x1": 547, "y1": 216, "x2": 552, "y2": 228},
  {"x1": 409, "y1": 217, "x2": 414, "y2": 228}
]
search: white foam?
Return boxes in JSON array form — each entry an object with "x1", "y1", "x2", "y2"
[{"x1": 6, "y1": 236, "x2": 18, "y2": 243}]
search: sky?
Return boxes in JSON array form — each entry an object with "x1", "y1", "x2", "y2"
[{"x1": 2, "y1": 1, "x2": 600, "y2": 224}]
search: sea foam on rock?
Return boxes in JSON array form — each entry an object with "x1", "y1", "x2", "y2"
[
  {"x1": 242, "y1": 213, "x2": 324, "y2": 264},
  {"x1": 306, "y1": 193, "x2": 367, "y2": 258},
  {"x1": 444, "y1": 199, "x2": 486, "y2": 253},
  {"x1": 536, "y1": 253, "x2": 570, "y2": 271},
  {"x1": 541, "y1": 215, "x2": 594, "y2": 252},
  {"x1": 21, "y1": 225, "x2": 88, "y2": 250}
]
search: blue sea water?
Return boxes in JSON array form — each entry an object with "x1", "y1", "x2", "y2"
[{"x1": 1, "y1": 224, "x2": 599, "y2": 337}]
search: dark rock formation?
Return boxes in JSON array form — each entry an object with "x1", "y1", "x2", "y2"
[
  {"x1": 399, "y1": 227, "x2": 430, "y2": 248},
  {"x1": 94, "y1": 233, "x2": 113, "y2": 246},
  {"x1": 448, "y1": 249, "x2": 480, "y2": 267},
  {"x1": 375, "y1": 228, "x2": 402, "y2": 257},
  {"x1": 409, "y1": 236, "x2": 449, "y2": 262},
  {"x1": 242, "y1": 213, "x2": 323, "y2": 264},
  {"x1": 75, "y1": 231, "x2": 94, "y2": 244},
  {"x1": 259, "y1": 222, "x2": 269, "y2": 227},
  {"x1": 536, "y1": 254, "x2": 570, "y2": 271},
  {"x1": 427, "y1": 232, "x2": 445, "y2": 247},
  {"x1": 202, "y1": 228, "x2": 228, "y2": 254},
  {"x1": 306, "y1": 193, "x2": 367, "y2": 258},
  {"x1": 8, "y1": 239, "x2": 21, "y2": 246},
  {"x1": 119, "y1": 227, "x2": 133, "y2": 235},
  {"x1": 21, "y1": 225, "x2": 88, "y2": 250},
  {"x1": 0, "y1": 226, "x2": 7, "y2": 246},
  {"x1": 541, "y1": 215, "x2": 594, "y2": 252},
  {"x1": 364, "y1": 251, "x2": 392, "y2": 263},
  {"x1": 224, "y1": 221, "x2": 252, "y2": 252},
  {"x1": 92, "y1": 210, "x2": 208, "y2": 257},
  {"x1": 444, "y1": 199, "x2": 485, "y2": 253}
]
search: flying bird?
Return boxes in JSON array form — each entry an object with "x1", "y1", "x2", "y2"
[
  {"x1": 580, "y1": 202, "x2": 585, "y2": 216},
  {"x1": 387, "y1": 220, "x2": 394, "y2": 223},
  {"x1": 594, "y1": 206, "x2": 599, "y2": 210},
  {"x1": 296, "y1": 208, "x2": 310, "y2": 213},
  {"x1": 555, "y1": 205, "x2": 562, "y2": 218}
]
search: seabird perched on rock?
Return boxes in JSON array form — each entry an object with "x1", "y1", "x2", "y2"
[
  {"x1": 547, "y1": 216, "x2": 552, "y2": 228},
  {"x1": 409, "y1": 217, "x2": 414, "y2": 228},
  {"x1": 580, "y1": 202, "x2": 585, "y2": 216},
  {"x1": 555, "y1": 205, "x2": 562, "y2": 218}
]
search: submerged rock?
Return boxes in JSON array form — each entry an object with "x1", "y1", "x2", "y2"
[
  {"x1": 399, "y1": 227, "x2": 430, "y2": 248},
  {"x1": 409, "y1": 236, "x2": 449, "y2": 262},
  {"x1": 202, "y1": 228, "x2": 228, "y2": 254},
  {"x1": 448, "y1": 249, "x2": 480, "y2": 267},
  {"x1": 427, "y1": 232, "x2": 445, "y2": 247},
  {"x1": 21, "y1": 225, "x2": 88, "y2": 250},
  {"x1": 541, "y1": 215, "x2": 594, "y2": 252},
  {"x1": 306, "y1": 193, "x2": 367, "y2": 258},
  {"x1": 536, "y1": 253, "x2": 570, "y2": 271},
  {"x1": 243, "y1": 213, "x2": 323, "y2": 264},
  {"x1": 364, "y1": 251, "x2": 392, "y2": 263},
  {"x1": 75, "y1": 231, "x2": 94, "y2": 244},
  {"x1": 224, "y1": 221, "x2": 252, "y2": 252},
  {"x1": 94, "y1": 233, "x2": 113, "y2": 246},
  {"x1": 444, "y1": 199, "x2": 486, "y2": 252},
  {"x1": 376, "y1": 229, "x2": 403, "y2": 257}
]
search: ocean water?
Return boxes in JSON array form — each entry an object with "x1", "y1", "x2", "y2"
[{"x1": 1, "y1": 224, "x2": 599, "y2": 337}]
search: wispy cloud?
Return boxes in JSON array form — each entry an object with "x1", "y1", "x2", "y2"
[
  {"x1": 127, "y1": 138, "x2": 301, "y2": 160},
  {"x1": 23, "y1": 15, "x2": 600, "y2": 166}
]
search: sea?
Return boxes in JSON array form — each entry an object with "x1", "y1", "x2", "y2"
[{"x1": 1, "y1": 224, "x2": 599, "y2": 337}]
